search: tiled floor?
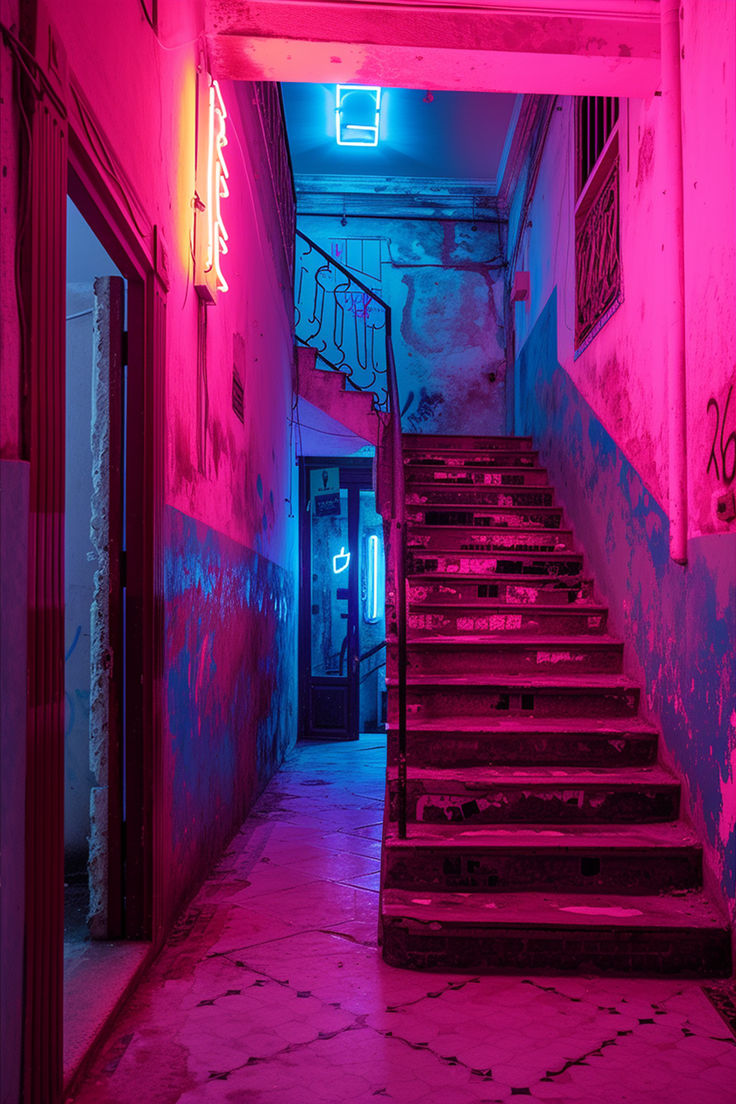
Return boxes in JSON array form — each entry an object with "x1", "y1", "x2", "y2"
[{"x1": 68, "y1": 738, "x2": 736, "y2": 1104}]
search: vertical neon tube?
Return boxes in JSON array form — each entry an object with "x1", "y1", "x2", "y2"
[{"x1": 368, "y1": 534, "x2": 379, "y2": 621}]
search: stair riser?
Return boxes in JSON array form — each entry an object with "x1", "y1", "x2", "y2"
[
  {"x1": 408, "y1": 579, "x2": 592, "y2": 605},
  {"x1": 407, "y1": 610, "x2": 608, "y2": 635},
  {"x1": 408, "y1": 529, "x2": 575, "y2": 552},
  {"x1": 386, "y1": 732, "x2": 659, "y2": 768},
  {"x1": 406, "y1": 452, "x2": 539, "y2": 468},
  {"x1": 381, "y1": 924, "x2": 732, "y2": 976},
  {"x1": 387, "y1": 785, "x2": 680, "y2": 825},
  {"x1": 394, "y1": 646, "x2": 623, "y2": 677},
  {"x1": 403, "y1": 435, "x2": 534, "y2": 451},
  {"x1": 405, "y1": 468, "x2": 550, "y2": 488},
  {"x1": 383, "y1": 847, "x2": 702, "y2": 895},
  {"x1": 407, "y1": 488, "x2": 555, "y2": 508},
  {"x1": 407, "y1": 507, "x2": 563, "y2": 529},
  {"x1": 390, "y1": 687, "x2": 640, "y2": 720},
  {"x1": 408, "y1": 553, "x2": 584, "y2": 577}
]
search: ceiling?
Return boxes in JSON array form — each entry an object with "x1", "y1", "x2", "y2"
[{"x1": 281, "y1": 83, "x2": 521, "y2": 193}]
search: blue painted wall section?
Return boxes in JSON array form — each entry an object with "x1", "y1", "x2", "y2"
[
  {"x1": 517, "y1": 291, "x2": 736, "y2": 918},
  {"x1": 163, "y1": 506, "x2": 297, "y2": 913}
]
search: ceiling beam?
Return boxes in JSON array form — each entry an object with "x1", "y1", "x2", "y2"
[{"x1": 206, "y1": 0, "x2": 661, "y2": 97}]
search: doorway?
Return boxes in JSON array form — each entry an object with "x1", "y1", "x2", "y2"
[
  {"x1": 63, "y1": 195, "x2": 148, "y2": 1082},
  {"x1": 299, "y1": 458, "x2": 386, "y2": 741}
]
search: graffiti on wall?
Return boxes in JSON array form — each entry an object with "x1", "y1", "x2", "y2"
[
  {"x1": 707, "y1": 383, "x2": 735, "y2": 484},
  {"x1": 707, "y1": 381, "x2": 736, "y2": 524}
]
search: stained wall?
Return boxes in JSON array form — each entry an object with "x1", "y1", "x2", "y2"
[
  {"x1": 298, "y1": 214, "x2": 507, "y2": 434},
  {"x1": 14, "y1": 0, "x2": 298, "y2": 931},
  {"x1": 511, "y1": 1, "x2": 736, "y2": 917}
]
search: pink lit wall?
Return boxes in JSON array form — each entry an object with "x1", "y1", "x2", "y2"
[
  {"x1": 513, "y1": 1, "x2": 736, "y2": 539},
  {"x1": 28, "y1": 0, "x2": 298, "y2": 925},
  {"x1": 510, "y1": 2, "x2": 736, "y2": 918}
]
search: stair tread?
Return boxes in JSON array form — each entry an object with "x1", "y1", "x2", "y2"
[
  {"x1": 386, "y1": 765, "x2": 677, "y2": 786},
  {"x1": 384, "y1": 821, "x2": 699, "y2": 849},
  {"x1": 402, "y1": 434, "x2": 533, "y2": 447},
  {"x1": 403, "y1": 634, "x2": 620, "y2": 647},
  {"x1": 409, "y1": 602, "x2": 603, "y2": 613},
  {"x1": 381, "y1": 889, "x2": 727, "y2": 930},
  {"x1": 408, "y1": 502, "x2": 562, "y2": 512},
  {"x1": 390, "y1": 674, "x2": 638, "y2": 689},
  {"x1": 408, "y1": 578, "x2": 587, "y2": 587},
  {"x1": 409, "y1": 524, "x2": 573, "y2": 536},
  {"x1": 386, "y1": 716, "x2": 659, "y2": 734},
  {"x1": 411, "y1": 549, "x2": 582, "y2": 559}
]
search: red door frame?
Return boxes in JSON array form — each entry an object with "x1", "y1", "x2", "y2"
[{"x1": 20, "y1": 38, "x2": 166, "y2": 1102}]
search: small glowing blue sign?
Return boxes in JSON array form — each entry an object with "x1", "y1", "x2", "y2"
[
  {"x1": 336, "y1": 85, "x2": 381, "y2": 147},
  {"x1": 365, "y1": 533, "x2": 384, "y2": 622},
  {"x1": 333, "y1": 546, "x2": 351, "y2": 574}
]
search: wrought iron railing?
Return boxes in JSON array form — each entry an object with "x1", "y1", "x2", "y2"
[
  {"x1": 253, "y1": 82, "x2": 296, "y2": 282},
  {"x1": 295, "y1": 230, "x2": 390, "y2": 412},
  {"x1": 295, "y1": 230, "x2": 408, "y2": 836},
  {"x1": 575, "y1": 156, "x2": 621, "y2": 349}
]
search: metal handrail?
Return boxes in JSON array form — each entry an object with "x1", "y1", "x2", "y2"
[
  {"x1": 294, "y1": 230, "x2": 392, "y2": 411},
  {"x1": 384, "y1": 317, "x2": 408, "y2": 840},
  {"x1": 295, "y1": 230, "x2": 408, "y2": 838}
]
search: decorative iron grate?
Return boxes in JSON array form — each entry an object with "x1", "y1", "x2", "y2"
[
  {"x1": 575, "y1": 158, "x2": 622, "y2": 350},
  {"x1": 295, "y1": 231, "x2": 390, "y2": 411}
]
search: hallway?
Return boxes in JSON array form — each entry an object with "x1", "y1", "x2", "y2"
[{"x1": 68, "y1": 739, "x2": 736, "y2": 1104}]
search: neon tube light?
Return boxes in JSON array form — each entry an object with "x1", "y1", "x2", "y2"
[
  {"x1": 367, "y1": 534, "x2": 379, "y2": 621},
  {"x1": 206, "y1": 78, "x2": 230, "y2": 292},
  {"x1": 335, "y1": 85, "x2": 381, "y2": 147},
  {"x1": 333, "y1": 547, "x2": 351, "y2": 574}
]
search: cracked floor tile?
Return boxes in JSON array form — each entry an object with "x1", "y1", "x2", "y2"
[{"x1": 68, "y1": 739, "x2": 736, "y2": 1104}]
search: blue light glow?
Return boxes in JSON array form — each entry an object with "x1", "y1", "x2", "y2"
[
  {"x1": 332, "y1": 546, "x2": 351, "y2": 574},
  {"x1": 335, "y1": 85, "x2": 381, "y2": 147},
  {"x1": 365, "y1": 533, "x2": 382, "y2": 622}
]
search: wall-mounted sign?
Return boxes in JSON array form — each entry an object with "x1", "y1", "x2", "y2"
[
  {"x1": 335, "y1": 85, "x2": 381, "y2": 147},
  {"x1": 195, "y1": 74, "x2": 230, "y2": 302},
  {"x1": 311, "y1": 467, "x2": 341, "y2": 516}
]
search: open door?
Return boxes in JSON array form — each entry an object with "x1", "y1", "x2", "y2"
[{"x1": 299, "y1": 458, "x2": 386, "y2": 741}]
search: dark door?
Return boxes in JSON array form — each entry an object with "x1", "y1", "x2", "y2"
[{"x1": 299, "y1": 459, "x2": 386, "y2": 741}]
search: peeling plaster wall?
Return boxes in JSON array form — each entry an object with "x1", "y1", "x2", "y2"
[
  {"x1": 517, "y1": 292, "x2": 736, "y2": 920},
  {"x1": 298, "y1": 214, "x2": 507, "y2": 434},
  {"x1": 163, "y1": 508, "x2": 296, "y2": 914},
  {"x1": 37, "y1": 1, "x2": 299, "y2": 928},
  {"x1": 512, "y1": 1, "x2": 736, "y2": 537}
]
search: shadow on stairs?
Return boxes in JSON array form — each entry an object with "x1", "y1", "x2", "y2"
[{"x1": 381, "y1": 433, "x2": 732, "y2": 977}]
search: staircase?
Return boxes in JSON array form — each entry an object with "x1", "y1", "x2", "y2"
[{"x1": 381, "y1": 434, "x2": 731, "y2": 975}]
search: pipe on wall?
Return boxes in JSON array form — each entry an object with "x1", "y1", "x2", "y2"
[{"x1": 661, "y1": 0, "x2": 688, "y2": 564}]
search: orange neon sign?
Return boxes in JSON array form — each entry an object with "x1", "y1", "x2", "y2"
[{"x1": 195, "y1": 74, "x2": 230, "y2": 301}]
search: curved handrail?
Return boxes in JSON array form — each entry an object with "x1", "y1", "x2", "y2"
[
  {"x1": 294, "y1": 230, "x2": 391, "y2": 412},
  {"x1": 296, "y1": 229, "x2": 408, "y2": 838}
]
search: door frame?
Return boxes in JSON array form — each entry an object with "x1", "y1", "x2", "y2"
[
  {"x1": 19, "y1": 37, "x2": 166, "y2": 1096},
  {"x1": 298, "y1": 456, "x2": 374, "y2": 741}
]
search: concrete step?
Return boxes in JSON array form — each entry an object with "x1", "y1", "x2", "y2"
[
  {"x1": 381, "y1": 889, "x2": 732, "y2": 975},
  {"x1": 405, "y1": 465, "x2": 550, "y2": 488},
  {"x1": 407, "y1": 525, "x2": 576, "y2": 552},
  {"x1": 407, "y1": 603, "x2": 608, "y2": 636},
  {"x1": 386, "y1": 765, "x2": 680, "y2": 824},
  {"x1": 386, "y1": 718, "x2": 660, "y2": 768},
  {"x1": 405, "y1": 448, "x2": 540, "y2": 468},
  {"x1": 408, "y1": 549, "x2": 584, "y2": 578},
  {"x1": 407, "y1": 574, "x2": 593, "y2": 605},
  {"x1": 388, "y1": 674, "x2": 640, "y2": 720},
  {"x1": 382, "y1": 822, "x2": 703, "y2": 895},
  {"x1": 407, "y1": 485, "x2": 556, "y2": 508},
  {"x1": 406, "y1": 504, "x2": 564, "y2": 529},
  {"x1": 296, "y1": 346, "x2": 378, "y2": 443},
  {"x1": 402, "y1": 433, "x2": 534, "y2": 451},
  {"x1": 392, "y1": 635, "x2": 623, "y2": 676}
]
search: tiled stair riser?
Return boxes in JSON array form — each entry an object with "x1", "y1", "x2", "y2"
[
  {"x1": 380, "y1": 434, "x2": 731, "y2": 976},
  {"x1": 386, "y1": 727, "x2": 660, "y2": 768}
]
